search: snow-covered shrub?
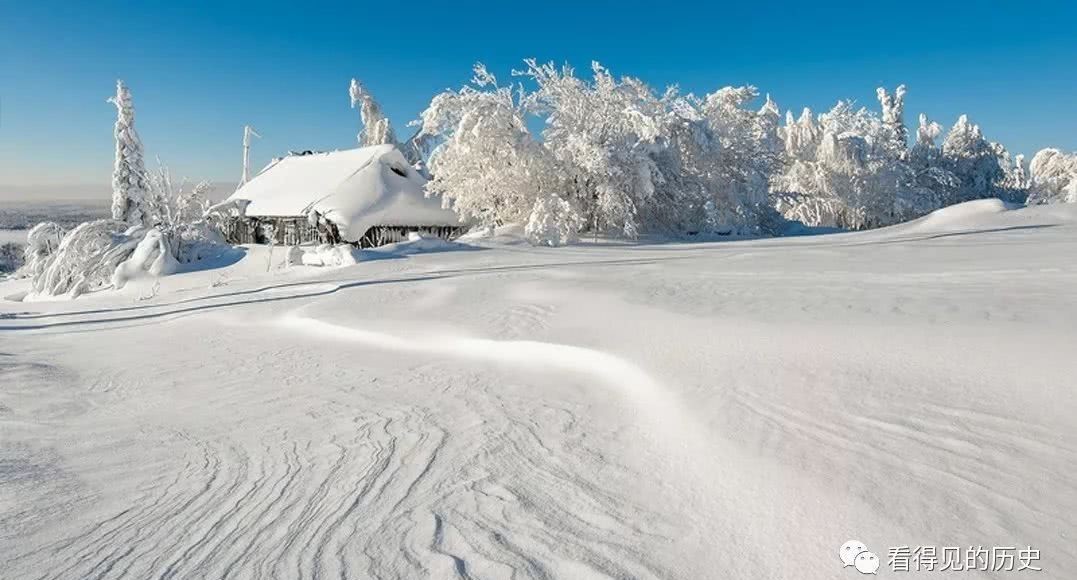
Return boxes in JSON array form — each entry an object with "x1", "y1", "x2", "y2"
[
  {"x1": 525, "y1": 193, "x2": 583, "y2": 246},
  {"x1": 30, "y1": 219, "x2": 138, "y2": 298},
  {"x1": 1027, "y1": 148, "x2": 1077, "y2": 205},
  {"x1": 29, "y1": 220, "x2": 206, "y2": 299},
  {"x1": 15, "y1": 222, "x2": 65, "y2": 279},
  {"x1": 142, "y1": 163, "x2": 224, "y2": 264},
  {"x1": 28, "y1": 166, "x2": 224, "y2": 298}
]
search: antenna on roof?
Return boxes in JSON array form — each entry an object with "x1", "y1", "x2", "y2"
[{"x1": 239, "y1": 125, "x2": 262, "y2": 188}]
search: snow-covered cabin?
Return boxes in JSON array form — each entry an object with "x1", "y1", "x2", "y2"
[{"x1": 220, "y1": 144, "x2": 463, "y2": 247}]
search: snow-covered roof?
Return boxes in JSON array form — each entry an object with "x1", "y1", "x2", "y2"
[{"x1": 226, "y1": 144, "x2": 460, "y2": 241}]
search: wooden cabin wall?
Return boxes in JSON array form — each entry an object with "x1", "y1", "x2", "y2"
[
  {"x1": 355, "y1": 225, "x2": 465, "y2": 248},
  {"x1": 220, "y1": 217, "x2": 323, "y2": 245},
  {"x1": 222, "y1": 217, "x2": 465, "y2": 248}
]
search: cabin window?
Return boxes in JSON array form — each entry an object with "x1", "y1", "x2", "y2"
[{"x1": 389, "y1": 164, "x2": 408, "y2": 178}]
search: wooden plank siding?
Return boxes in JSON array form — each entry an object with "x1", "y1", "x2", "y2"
[{"x1": 221, "y1": 216, "x2": 465, "y2": 248}]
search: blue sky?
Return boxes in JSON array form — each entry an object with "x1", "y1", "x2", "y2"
[{"x1": 2, "y1": 0, "x2": 1075, "y2": 194}]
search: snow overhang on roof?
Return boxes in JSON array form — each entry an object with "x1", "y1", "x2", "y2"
[{"x1": 225, "y1": 144, "x2": 460, "y2": 241}]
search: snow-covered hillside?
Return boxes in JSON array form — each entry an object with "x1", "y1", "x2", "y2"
[{"x1": 2, "y1": 201, "x2": 1076, "y2": 579}]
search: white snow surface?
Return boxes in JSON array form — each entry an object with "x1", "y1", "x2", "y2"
[
  {"x1": 227, "y1": 144, "x2": 461, "y2": 240},
  {"x1": 2, "y1": 200, "x2": 1076, "y2": 579}
]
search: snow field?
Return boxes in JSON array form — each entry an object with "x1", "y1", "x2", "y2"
[{"x1": 2, "y1": 201, "x2": 1076, "y2": 579}]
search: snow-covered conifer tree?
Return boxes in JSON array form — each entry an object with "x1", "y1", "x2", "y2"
[
  {"x1": 108, "y1": 80, "x2": 149, "y2": 225},
  {"x1": 349, "y1": 78, "x2": 397, "y2": 148}
]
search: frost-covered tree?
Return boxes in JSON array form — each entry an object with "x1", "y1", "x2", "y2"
[
  {"x1": 915, "y1": 112, "x2": 942, "y2": 149},
  {"x1": 410, "y1": 61, "x2": 1049, "y2": 237},
  {"x1": 904, "y1": 113, "x2": 958, "y2": 215},
  {"x1": 29, "y1": 80, "x2": 225, "y2": 298},
  {"x1": 991, "y1": 143, "x2": 1030, "y2": 202},
  {"x1": 653, "y1": 86, "x2": 782, "y2": 234},
  {"x1": 108, "y1": 80, "x2": 149, "y2": 225},
  {"x1": 142, "y1": 162, "x2": 213, "y2": 228},
  {"x1": 521, "y1": 60, "x2": 668, "y2": 238},
  {"x1": 774, "y1": 99, "x2": 911, "y2": 229},
  {"x1": 700, "y1": 86, "x2": 782, "y2": 208},
  {"x1": 418, "y1": 64, "x2": 570, "y2": 231},
  {"x1": 1027, "y1": 148, "x2": 1077, "y2": 204},
  {"x1": 1008, "y1": 154, "x2": 1030, "y2": 191},
  {"x1": 416, "y1": 60, "x2": 786, "y2": 240},
  {"x1": 349, "y1": 78, "x2": 397, "y2": 148},
  {"x1": 773, "y1": 107, "x2": 842, "y2": 226},
  {"x1": 877, "y1": 85, "x2": 908, "y2": 148},
  {"x1": 783, "y1": 108, "x2": 821, "y2": 159},
  {"x1": 650, "y1": 89, "x2": 725, "y2": 231},
  {"x1": 770, "y1": 84, "x2": 1039, "y2": 229},
  {"x1": 940, "y1": 115, "x2": 1006, "y2": 203}
]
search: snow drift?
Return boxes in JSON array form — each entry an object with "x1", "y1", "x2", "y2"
[{"x1": 2, "y1": 200, "x2": 1076, "y2": 578}]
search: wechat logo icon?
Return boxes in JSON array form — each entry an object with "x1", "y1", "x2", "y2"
[{"x1": 840, "y1": 540, "x2": 880, "y2": 574}]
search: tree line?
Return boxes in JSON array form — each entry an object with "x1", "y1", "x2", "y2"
[{"x1": 353, "y1": 60, "x2": 1076, "y2": 245}]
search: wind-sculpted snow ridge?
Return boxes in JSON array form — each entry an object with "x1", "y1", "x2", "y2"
[{"x1": 0, "y1": 329, "x2": 688, "y2": 579}]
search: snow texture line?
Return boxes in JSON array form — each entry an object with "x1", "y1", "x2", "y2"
[{"x1": 275, "y1": 315, "x2": 695, "y2": 449}]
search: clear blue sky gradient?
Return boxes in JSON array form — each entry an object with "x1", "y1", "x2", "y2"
[{"x1": 2, "y1": 0, "x2": 1075, "y2": 190}]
